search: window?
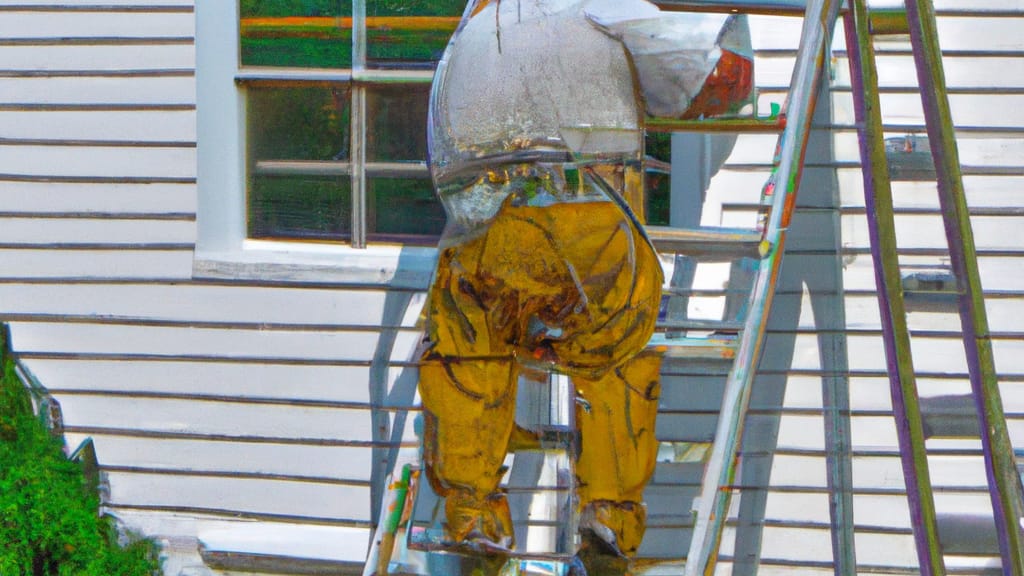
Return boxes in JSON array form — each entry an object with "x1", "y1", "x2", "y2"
[{"x1": 195, "y1": 1, "x2": 459, "y2": 283}]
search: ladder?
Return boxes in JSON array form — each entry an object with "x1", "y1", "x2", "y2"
[
  {"x1": 647, "y1": 0, "x2": 848, "y2": 574},
  {"x1": 842, "y1": 1, "x2": 1024, "y2": 574},
  {"x1": 364, "y1": 1, "x2": 1024, "y2": 574},
  {"x1": 664, "y1": 0, "x2": 1024, "y2": 574},
  {"x1": 363, "y1": 0, "x2": 849, "y2": 573}
]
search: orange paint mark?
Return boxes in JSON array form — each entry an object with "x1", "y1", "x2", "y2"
[{"x1": 470, "y1": 0, "x2": 494, "y2": 17}]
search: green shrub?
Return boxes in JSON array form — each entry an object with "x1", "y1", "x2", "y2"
[{"x1": 0, "y1": 325, "x2": 161, "y2": 576}]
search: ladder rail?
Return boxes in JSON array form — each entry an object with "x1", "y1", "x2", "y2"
[
  {"x1": 842, "y1": 2, "x2": 946, "y2": 574},
  {"x1": 903, "y1": 0, "x2": 1024, "y2": 572},
  {"x1": 682, "y1": 0, "x2": 843, "y2": 573}
]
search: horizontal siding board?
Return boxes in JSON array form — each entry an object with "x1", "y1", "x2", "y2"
[
  {"x1": 934, "y1": 0, "x2": 1024, "y2": 9},
  {"x1": 763, "y1": 491, "x2": 834, "y2": 526},
  {"x1": 839, "y1": 174, "x2": 1024, "y2": 210},
  {"x1": 839, "y1": 254, "x2": 1024, "y2": 292},
  {"x1": 0, "y1": 44, "x2": 194, "y2": 71},
  {"x1": 24, "y1": 359, "x2": 379, "y2": 403},
  {"x1": 388, "y1": 330, "x2": 423, "y2": 363},
  {"x1": 767, "y1": 453, "x2": 994, "y2": 491},
  {"x1": 724, "y1": 526, "x2": 833, "y2": 565},
  {"x1": 0, "y1": 248, "x2": 193, "y2": 279},
  {"x1": 844, "y1": 294, "x2": 1024, "y2": 334},
  {"x1": 0, "y1": 12, "x2": 194, "y2": 38},
  {"x1": 0, "y1": 1, "x2": 194, "y2": 6},
  {"x1": 0, "y1": 76, "x2": 195, "y2": 105},
  {"x1": 767, "y1": 54, "x2": 1024, "y2": 92},
  {"x1": 832, "y1": 134, "x2": 1024, "y2": 168},
  {"x1": 7, "y1": 322, "x2": 382, "y2": 362},
  {"x1": 712, "y1": 173, "x2": 1024, "y2": 216},
  {"x1": 935, "y1": 16, "x2": 1024, "y2": 52},
  {"x1": 0, "y1": 111, "x2": 195, "y2": 141},
  {"x1": 855, "y1": 493, "x2": 995, "y2": 531},
  {"x1": 894, "y1": 211, "x2": 1024, "y2": 250},
  {"x1": 753, "y1": 54, "x2": 797, "y2": 88},
  {"x1": 832, "y1": 92, "x2": 1024, "y2": 128},
  {"x1": 851, "y1": 454, "x2": 991, "y2": 491},
  {"x1": 747, "y1": 15, "x2": 803, "y2": 51},
  {"x1": 55, "y1": 395, "x2": 375, "y2": 443},
  {"x1": 0, "y1": 217, "x2": 195, "y2": 244},
  {"x1": 0, "y1": 182, "x2": 197, "y2": 214},
  {"x1": 765, "y1": 333, "x2": 985, "y2": 374},
  {"x1": 0, "y1": 284, "x2": 411, "y2": 327},
  {"x1": 835, "y1": 54, "x2": 1024, "y2": 90},
  {"x1": 0, "y1": 146, "x2": 195, "y2": 178},
  {"x1": 105, "y1": 472, "x2": 371, "y2": 523},
  {"x1": 772, "y1": 412, "x2": 1024, "y2": 451},
  {"x1": 63, "y1": 433, "x2": 374, "y2": 482}
]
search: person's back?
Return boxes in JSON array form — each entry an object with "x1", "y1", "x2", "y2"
[{"x1": 429, "y1": 0, "x2": 644, "y2": 240}]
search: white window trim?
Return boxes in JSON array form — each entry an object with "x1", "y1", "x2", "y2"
[{"x1": 193, "y1": 0, "x2": 439, "y2": 288}]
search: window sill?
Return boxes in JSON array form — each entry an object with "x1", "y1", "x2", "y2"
[{"x1": 193, "y1": 239, "x2": 438, "y2": 289}]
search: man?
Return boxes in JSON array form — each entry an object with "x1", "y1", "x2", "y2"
[{"x1": 420, "y1": 0, "x2": 753, "y2": 563}]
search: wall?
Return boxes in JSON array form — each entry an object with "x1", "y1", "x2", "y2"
[{"x1": 0, "y1": 0, "x2": 1022, "y2": 573}]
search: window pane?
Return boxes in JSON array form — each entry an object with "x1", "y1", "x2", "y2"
[
  {"x1": 367, "y1": 84, "x2": 429, "y2": 161},
  {"x1": 247, "y1": 85, "x2": 350, "y2": 161},
  {"x1": 367, "y1": 0, "x2": 462, "y2": 68},
  {"x1": 240, "y1": 0, "x2": 352, "y2": 68},
  {"x1": 646, "y1": 132, "x2": 672, "y2": 226},
  {"x1": 247, "y1": 85, "x2": 352, "y2": 241},
  {"x1": 368, "y1": 178, "x2": 446, "y2": 242},
  {"x1": 249, "y1": 176, "x2": 352, "y2": 240}
]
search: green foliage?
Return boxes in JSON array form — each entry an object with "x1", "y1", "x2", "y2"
[
  {"x1": 241, "y1": 0, "x2": 350, "y2": 18},
  {"x1": 645, "y1": 132, "x2": 672, "y2": 226},
  {"x1": 0, "y1": 326, "x2": 160, "y2": 576},
  {"x1": 240, "y1": 0, "x2": 465, "y2": 18}
]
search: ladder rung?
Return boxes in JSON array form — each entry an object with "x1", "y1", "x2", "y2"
[
  {"x1": 647, "y1": 225, "x2": 764, "y2": 260},
  {"x1": 647, "y1": 333, "x2": 738, "y2": 361},
  {"x1": 868, "y1": 7, "x2": 909, "y2": 36},
  {"x1": 645, "y1": 115, "x2": 786, "y2": 134},
  {"x1": 920, "y1": 394, "x2": 980, "y2": 439}
]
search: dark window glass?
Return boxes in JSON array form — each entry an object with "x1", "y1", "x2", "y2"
[
  {"x1": 367, "y1": 0, "x2": 462, "y2": 68},
  {"x1": 645, "y1": 132, "x2": 672, "y2": 226},
  {"x1": 247, "y1": 85, "x2": 352, "y2": 240},
  {"x1": 249, "y1": 176, "x2": 352, "y2": 240},
  {"x1": 366, "y1": 85, "x2": 444, "y2": 240},
  {"x1": 247, "y1": 84, "x2": 350, "y2": 161},
  {"x1": 367, "y1": 84, "x2": 429, "y2": 161},
  {"x1": 241, "y1": 2, "x2": 452, "y2": 246},
  {"x1": 240, "y1": 0, "x2": 353, "y2": 68},
  {"x1": 368, "y1": 178, "x2": 446, "y2": 242}
]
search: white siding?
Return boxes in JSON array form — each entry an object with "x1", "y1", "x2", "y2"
[
  {"x1": 0, "y1": 1, "x2": 400, "y2": 561},
  {"x1": 0, "y1": 1, "x2": 1022, "y2": 574}
]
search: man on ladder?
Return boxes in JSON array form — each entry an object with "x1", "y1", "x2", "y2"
[{"x1": 419, "y1": 0, "x2": 753, "y2": 569}]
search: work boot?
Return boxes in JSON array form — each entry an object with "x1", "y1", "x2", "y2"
[
  {"x1": 444, "y1": 489, "x2": 515, "y2": 552},
  {"x1": 578, "y1": 500, "x2": 646, "y2": 558}
]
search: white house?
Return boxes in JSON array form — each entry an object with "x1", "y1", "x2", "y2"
[{"x1": 1, "y1": 0, "x2": 1022, "y2": 574}]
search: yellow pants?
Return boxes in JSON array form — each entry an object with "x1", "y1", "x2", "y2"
[{"x1": 420, "y1": 198, "x2": 663, "y2": 555}]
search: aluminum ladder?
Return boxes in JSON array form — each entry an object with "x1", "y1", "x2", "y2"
[
  {"x1": 364, "y1": 0, "x2": 850, "y2": 573},
  {"x1": 643, "y1": 0, "x2": 848, "y2": 574},
  {"x1": 842, "y1": 1, "x2": 1024, "y2": 574}
]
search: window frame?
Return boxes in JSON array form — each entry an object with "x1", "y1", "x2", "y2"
[{"x1": 194, "y1": 0, "x2": 440, "y2": 287}]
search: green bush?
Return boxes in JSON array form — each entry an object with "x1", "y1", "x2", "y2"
[{"x1": 0, "y1": 326, "x2": 160, "y2": 576}]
